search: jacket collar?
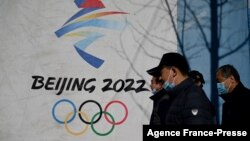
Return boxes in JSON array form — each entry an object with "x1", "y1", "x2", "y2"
[
  {"x1": 220, "y1": 82, "x2": 245, "y2": 101},
  {"x1": 166, "y1": 77, "x2": 194, "y2": 98},
  {"x1": 150, "y1": 88, "x2": 167, "y2": 101}
]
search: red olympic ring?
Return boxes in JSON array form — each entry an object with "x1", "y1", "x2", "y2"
[{"x1": 104, "y1": 100, "x2": 128, "y2": 125}]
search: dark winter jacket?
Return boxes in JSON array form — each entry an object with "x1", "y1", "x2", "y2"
[
  {"x1": 149, "y1": 89, "x2": 170, "y2": 125},
  {"x1": 220, "y1": 82, "x2": 250, "y2": 126},
  {"x1": 165, "y1": 78, "x2": 215, "y2": 125}
]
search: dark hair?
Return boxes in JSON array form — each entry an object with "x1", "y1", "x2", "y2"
[
  {"x1": 216, "y1": 64, "x2": 240, "y2": 82},
  {"x1": 189, "y1": 70, "x2": 205, "y2": 85}
]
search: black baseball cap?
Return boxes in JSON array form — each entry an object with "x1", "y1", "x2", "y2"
[
  {"x1": 147, "y1": 52, "x2": 190, "y2": 76},
  {"x1": 147, "y1": 67, "x2": 160, "y2": 77}
]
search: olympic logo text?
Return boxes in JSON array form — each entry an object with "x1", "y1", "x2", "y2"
[{"x1": 52, "y1": 99, "x2": 128, "y2": 136}]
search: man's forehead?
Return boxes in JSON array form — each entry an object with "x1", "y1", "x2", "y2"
[
  {"x1": 216, "y1": 71, "x2": 226, "y2": 81},
  {"x1": 160, "y1": 66, "x2": 170, "y2": 72}
]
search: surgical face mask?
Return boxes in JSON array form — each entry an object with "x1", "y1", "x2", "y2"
[
  {"x1": 163, "y1": 81, "x2": 175, "y2": 91},
  {"x1": 152, "y1": 88, "x2": 158, "y2": 95},
  {"x1": 163, "y1": 71, "x2": 175, "y2": 91},
  {"x1": 217, "y1": 78, "x2": 231, "y2": 94},
  {"x1": 217, "y1": 82, "x2": 228, "y2": 94}
]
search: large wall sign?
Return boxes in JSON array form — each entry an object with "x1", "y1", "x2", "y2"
[{"x1": 0, "y1": 0, "x2": 177, "y2": 141}]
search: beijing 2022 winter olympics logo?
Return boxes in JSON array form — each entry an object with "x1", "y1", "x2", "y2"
[
  {"x1": 55, "y1": 0, "x2": 127, "y2": 68},
  {"x1": 52, "y1": 99, "x2": 128, "y2": 136}
]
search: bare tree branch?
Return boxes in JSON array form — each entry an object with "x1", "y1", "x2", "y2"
[
  {"x1": 218, "y1": 0, "x2": 228, "y2": 6},
  {"x1": 220, "y1": 32, "x2": 250, "y2": 59},
  {"x1": 164, "y1": 0, "x2": 186, "y2": 57},
  {"x1": 218, "y1": 0, "x2": 223, "y2": 40},
  {"x1": 180, "y1": 0, "x2": 187, "y2": 53},
  {"x1": 185, "y1": 1, "x2": 211, "y2": 52}
]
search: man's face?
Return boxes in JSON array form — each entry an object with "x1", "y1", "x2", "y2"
[
  {"x1": 150, "y1": 77, "x2": 162, "y2": 91},
  {"x1": 160, "y1": 67, "x2": 172, "y2": 82},
  {"x1": 216, "y1": 71, "x2": 232, "y2": 92}
]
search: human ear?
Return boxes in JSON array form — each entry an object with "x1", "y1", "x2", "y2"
[
  {"x1": 171, "y1": 67, "x2": 177, "y2": 77},
  {"x1": 229, "y1": 75, "x2": 235, "y2": 83}
]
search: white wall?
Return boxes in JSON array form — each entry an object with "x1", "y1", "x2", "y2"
[{"x1": 0, "y1": 0, "x2": 177, "y2": 140}]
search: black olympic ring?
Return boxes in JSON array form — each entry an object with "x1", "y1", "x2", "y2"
[{"x1": 78, "y1": 100, "x2": 102, "y2": 124}]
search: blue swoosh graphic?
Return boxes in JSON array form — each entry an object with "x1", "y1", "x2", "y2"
[
  {"x1": 74, "y1": 32, "x2": 104, "y2": 50},
  {"x1": 74, "y1": 32, "x2": 104, "y2": 68}
]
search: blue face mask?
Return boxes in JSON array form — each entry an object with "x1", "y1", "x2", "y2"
[
  {"x1": 163, "y1": 81, "x2": 175, "y2": 91},
  {"x1": 163, "y1": 71, "x2": 175, "y2": 91},
  {"x1": 152, "y1": 88, "x2": 158, "y2": 95},
  {"x1": 217, "y1": 82, "x2": 228, "y2": 94}
]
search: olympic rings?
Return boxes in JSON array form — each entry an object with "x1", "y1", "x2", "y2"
[
  {"x1": 78, "y1": 100, "x2": 102, "y2": 124},
  {"x1": 91, "y1": 111, "x2": 115, "y2": 136},
  {"x1": 52, "y1": 99, "x2": 76, "y2": 124},
  {"x1": 52, "y1": 99, "x2": 128, "y2": 136},
  {"x1": 104, "y1": 100, "x2": 128, "y2": 125},
  {"x1": 65, "y1": 111, "x2": 89, "y2": 136}
]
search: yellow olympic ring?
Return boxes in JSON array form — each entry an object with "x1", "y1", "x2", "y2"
[{"x1": 64, "y1": 111, "x2": 89, "y2": 136}]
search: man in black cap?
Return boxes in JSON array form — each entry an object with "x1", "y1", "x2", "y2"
[
  {"x1": 189, "y1": 70, "x2": 205, "y2": 88},
  {"x1": 147, "y1": 68, "x2": 170, "y2": 125},
  {"x1": 148, "y1": 52, "x2": 215, "y2": 125}
]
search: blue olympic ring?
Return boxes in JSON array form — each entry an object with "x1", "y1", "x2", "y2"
[{"x1": 52, "y1": 99, "x2": 77, "y2": 124}]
